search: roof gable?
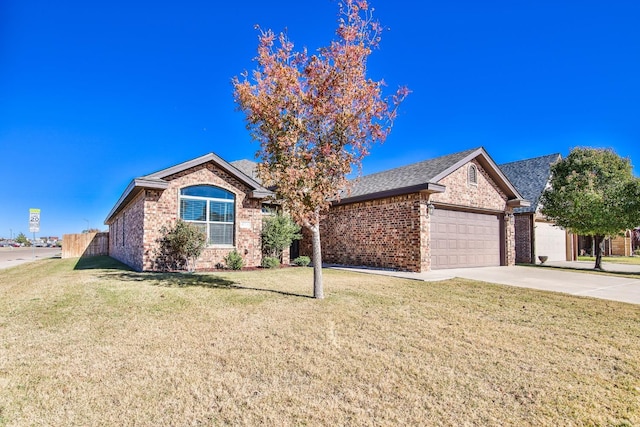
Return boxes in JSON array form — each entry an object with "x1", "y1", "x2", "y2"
[
  {"x1": 105, "y1": 153, "x2": 272, "y2": 224},
  {"x1": 230, "y1": 159, "x2": 259, "y2": 182},
  {"x1": 339, "y1": 147, "x2": 527, "y2": 205},
  {"x1": 145, "y1": 153, "x2": 264, "y2": 189},
  {"x1": 499, "y1": 153, "x2": 561, "y2": 213}
]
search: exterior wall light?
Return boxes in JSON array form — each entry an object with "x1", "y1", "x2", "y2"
[{"x1": 426, "y1": 202, "x2": 435, "y2": 218}]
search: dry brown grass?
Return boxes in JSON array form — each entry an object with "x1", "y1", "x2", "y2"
[{"x1": 1, "y1": 257, "x2": 639, "y2": 426}]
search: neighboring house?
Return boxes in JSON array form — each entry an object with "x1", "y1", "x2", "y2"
[
  {"x1": 579, "y1": 232, "x2": 634, "y2": 257},
  {"x1": 105, "y1": 153, "x2": 273, "y2": 271},
  {"x1": 300, "y1": 147, "x2": 529, "y2": 272},
  {"x1": 499, "y1": 153, "x2": 575, "y2": 264}
]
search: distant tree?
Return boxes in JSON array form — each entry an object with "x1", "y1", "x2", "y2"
[
  {"x1": 155, "y1": 220, "x2": 207, "y2": 272},
  {"x1": 15, "y1": 232, "x2": 29, "y2": 246},
  {"x1": 540, "y1": 147, "x2": 640, "y2": 270},
  {"x1": 82, "y1": 228, "x2": 101, "y2": 234},
  {"x1": 233, "y1": 0, "x2": 408, "y2": 298},
  {"x1": 261, "y1": 213, "x2": 302, "y2": 260}
]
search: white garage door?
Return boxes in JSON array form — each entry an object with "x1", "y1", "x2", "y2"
[
  {"x1": 534, "y1": 222, "x2": 567, "y2": 262},
  {"x1": 431, "y1": 209, "x2": 501, "y2": 269}
]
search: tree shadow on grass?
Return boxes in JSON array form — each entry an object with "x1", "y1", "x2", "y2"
[
  {"x1": 99, "y1": 270, "x2": 314, "y2": 299},
  {"x1": 74, "y1": 256, "x2": 314, "y2": 298},
  {"x1": 74, "y1": 256, "x2": 133, "y2": 271}
]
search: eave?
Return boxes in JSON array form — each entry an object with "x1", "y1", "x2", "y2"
[
  {"x1": 104, "y1": 178, "x2": 169, "y2": 224},
  {"x1": 334, "y1": 182, "x2": 446, "y2": 206}
]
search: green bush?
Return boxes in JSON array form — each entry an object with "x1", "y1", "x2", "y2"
[
  {"x1": 634, "y1": 249, "x2": 640, "y2": 256},
  {"x1": 224, "y1": 250, "x2": 244, "y2": 270},
  {"x1": 261, "y1": 256, "x2": 280, "y2": 269},
  {"x1": 292, "y1": 256, "x2": 311, "y2": 267},
  {"x1": 262, "y1": 214, "x2": 301, "y2": 259},
  {"x1": 155, "y1": 220, "x2": 207, "y2": 272}
]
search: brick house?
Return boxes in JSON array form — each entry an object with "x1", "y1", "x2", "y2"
[
  {"x1": 301, "y1": 147, "x2": 529, "y2": 272},
  {"x1": 499, "y1": 154, "x2": 576, "y2": 264},
  {"x1": 578, "y1": 233, "x2": 634, "y2": 257},
  {"x1": 105, "y1": 153, "x2": 273, "y2": 271}
]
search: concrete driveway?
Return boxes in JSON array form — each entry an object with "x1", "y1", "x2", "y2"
[{"x1": 329, "y1": 261, "x2": 640, "y2": 305}]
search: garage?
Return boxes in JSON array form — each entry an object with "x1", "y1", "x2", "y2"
[
  {"x1": 534, "y1": 221, "x2": 567, "y2": 262},
  {"x1": 431, "y1": 209, "x2": 502, "y2": 269}
]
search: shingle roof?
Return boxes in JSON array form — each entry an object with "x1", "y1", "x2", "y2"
[
  {"x1": 105, "y1": 153, "x2": 272, "y2": 224},
  {"x1": 230, "y1": 159, "x2": 259, "y2": 181},
  {"x1": 228, "y1": 147, "x2": 528, "y2": 207},
  {"x1": 499, "y1": 153, "x2": 561, "y2": 213},
  {"x1": 341, "y1": 148, "x2": 480, "y2": 200}
]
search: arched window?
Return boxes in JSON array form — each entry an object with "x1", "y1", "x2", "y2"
[
  {"x1": 468, "y1": 164, "x2": 478, "y2": 185},
  {"x1": 179, "y1": 185, "x2": 235, "y2": 246}
]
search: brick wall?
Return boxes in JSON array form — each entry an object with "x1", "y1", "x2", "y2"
[
  {"x1": 430, "y1": 160, "x2": 508, "y2": 211},
  {"x1": 108, "y1": 191, "x2": 146, "y2": 270},
  {"x1": 514, "y1": 214, "x2": 533, "y2": 263},
  {"x1": 303, "y1": 160, "x2": 516, "y2": 272},
  {"x1": 315, "y1": 193, "x2": 424, "y2": 271},
  {"x1": 108, "y1": 162, "x2": 264, "y2": 271}
]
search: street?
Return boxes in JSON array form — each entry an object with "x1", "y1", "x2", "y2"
[{"x1": 0, "y1": 247, "x2": 61, "y2": 270}]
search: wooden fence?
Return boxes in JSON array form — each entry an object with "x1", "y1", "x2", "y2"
[{"x1": 62, "y1": 232, "x2": 109, "y2": 258}]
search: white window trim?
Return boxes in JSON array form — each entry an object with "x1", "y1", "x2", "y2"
[{"x1": 179, "y1": 187, "x2": 236, "y2": 247}]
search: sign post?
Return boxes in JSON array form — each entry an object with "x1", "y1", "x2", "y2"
[{"x1": 29, "y1": 208, "x2": 40, "y2": 258}]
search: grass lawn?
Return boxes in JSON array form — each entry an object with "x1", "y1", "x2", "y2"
[
  {"x1": 1, "y1": 257, "x2": 639, "y2": 426},
  {"x1": 578, "y1": 255, "x2": 640, "y2": 265}
]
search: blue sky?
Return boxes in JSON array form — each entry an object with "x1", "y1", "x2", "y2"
[{"x1": 1, "y1": 0, "x2": 639, "y2": 238}]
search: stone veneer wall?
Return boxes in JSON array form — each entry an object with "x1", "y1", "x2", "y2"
[
  {"x1": 108, "y1": 162, "x2": 264, "y2": 271},
  {"x1": 514, "y1": 214, "x2": 533, "y2": 264}
]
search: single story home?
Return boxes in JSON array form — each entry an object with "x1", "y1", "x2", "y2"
[
  {"x1": 499, "y1": 153, "x2": 576, "y2": 264},
  {"x1": 106, "y1": 147, "x2": 529, "y2": 272},
  {"x1": 300, "y1": 147, "x2": 529, "y2": 272},
  {"x1": 105, "y1": 153, "x2": 273, "y2": 271}
]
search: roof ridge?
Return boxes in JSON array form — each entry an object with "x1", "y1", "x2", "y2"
[
  {"x1": 356, "y1": 147, "x2": 481, "y2": 180},
  {"x1": 500, "y1": 152, "x2": 561, "y2": 166}
]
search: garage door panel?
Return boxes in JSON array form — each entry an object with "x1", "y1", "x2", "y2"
[
  {"x1": 431, "y1": 209, "x2": 501, "y2": 269},
  {"x1": 534, "y1": 222, "x2": 567, "y2": 261}
]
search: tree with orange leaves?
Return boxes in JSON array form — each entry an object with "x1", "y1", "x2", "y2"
[{"x1": 233, "y1": 0, "x2": 409, "y2": 298}]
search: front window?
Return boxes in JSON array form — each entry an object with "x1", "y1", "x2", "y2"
[
  {"x1": 261, "y1": 203, "x2": 279, "y2": 215},
  {"x1": 180, "y1": 185, "x2": 235, "y2": 245}
]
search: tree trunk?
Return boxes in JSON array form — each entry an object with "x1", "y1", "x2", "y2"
[
  {"x1": 309, "y1": 212, "x2": 324, "y2": 299},
  {"x1": 594, "y1": 234, "x2": 604, "y2": 270}
]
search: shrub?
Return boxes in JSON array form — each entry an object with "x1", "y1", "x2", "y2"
[
  {"x1": 155, "y1": 220, "x2": 207, "y2": 272},
  {"x1": 224, "y1": 250, "x2": 244, "y2": 270},
  {"x1": 261, "y1": 214, "x2": 301, "y2": 259},
  {"x1": 261, "y1": 256, "x2": 281, "y2": 269},
  {"x1": 292, "y1": 256, "x2": 311, "y2": 267},
  {"x1": 634, "y1": 249, "x2": 640, "y2": 256}
]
